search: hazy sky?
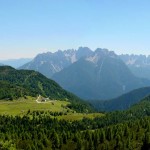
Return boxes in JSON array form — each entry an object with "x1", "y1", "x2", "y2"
[{"x1": 0, "y1": 0, "x2": 150, "y2": 59}]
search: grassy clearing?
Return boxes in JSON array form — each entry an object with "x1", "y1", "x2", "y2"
[
  {"x1": 0, "y1": 97, "x2": 69, "y2": 116},
  {"x1": 0, "y1": 97, "x2": 104, "y2": 120}
]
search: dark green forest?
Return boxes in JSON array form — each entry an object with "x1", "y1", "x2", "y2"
[{"x1": 1, "y1": 95, "x2": 150, "y2": 149}]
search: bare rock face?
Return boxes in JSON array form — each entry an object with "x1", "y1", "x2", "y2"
[{"x1": 120, "y1": 54, "x2": 150, "y2": 80}]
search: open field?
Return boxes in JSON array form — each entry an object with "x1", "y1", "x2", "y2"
[
  {"x1": 0, "y1": 97, "x2": 69, "y2": 116},
  {"x1": 0, "y1": 97, "x2": 104, "y2": 120}
]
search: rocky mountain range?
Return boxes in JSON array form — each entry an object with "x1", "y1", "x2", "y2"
[
  {"x1": 20, "y1": 47, "x2": 92, "y2": 78},
  {"x1": 20, "y1": 47, "x2": 150, "y2": 100},
  {"x1": 119, "y1": 54, "x2": 150, "y2": 80}
]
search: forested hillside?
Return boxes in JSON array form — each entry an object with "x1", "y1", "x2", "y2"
[
  {"x1": 0, "y1": 66, "x2": 94, "y2": 113},
  {"x1": 89, "y1": 87, "x2": 150, "y2": 111},
  {"x1": 0, "y1": 95, "x2": 150, "y2": 149}
]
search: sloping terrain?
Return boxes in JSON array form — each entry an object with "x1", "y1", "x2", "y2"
[
  {"x1": 120, "y1": 54, "x2": 150, "y2": 80},
  {"x1": 20, "y1": 48, "x2": 150, "y2": 100},
  {"x1": 53, "y1": 50, "x2": 150, "y2": 100},
  {"x1": 89, "y1": 87, "x2": 150, "y2": 111},
  {"x1": 19, "y1": 47, "x2": 92, "y2": 78},
  {"x1": 0, "y1": 66, "x2": 94, "y2": 113}
]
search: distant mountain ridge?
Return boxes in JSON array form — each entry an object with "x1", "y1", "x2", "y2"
[
  {"x1": 18, "y1": 53, "x2": 150, "y2": 81},
  {"x1": 20, "y1": 47, "x2": 97, "y2": 78},
  {"x1": 20, "y1": 47, "x2": 150, "y2": 100},
  {"x1": 120, "y1": 54, "x2": 150, "y2": 66},
  {"x1": 119, "y1": 54, "x2": 150, "y2": 80},
  {"x1": 53, "y1": 49, "x2": 150, "y2": 100}
]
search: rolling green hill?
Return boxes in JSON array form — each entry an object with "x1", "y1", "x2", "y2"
[
  {"x1": 0, "y1": 66, "x2": 94, "y2": 113},
  {"x1": 91, "y1": 94, "x2": 150, "y2": 129},
  {"x1": 89, "y1": 87, "x2": 150, "y2": 111}
]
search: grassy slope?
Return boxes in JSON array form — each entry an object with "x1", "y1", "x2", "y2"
[
  {"x1": 0, "y1": 97, "x2": 68, "y2": 115},
  {"x1": 0, "y1": 66, "x2": 94, "y2": 113},
  {"x1": 0, "y1": 97, "x2": 103, "y2": 120}
]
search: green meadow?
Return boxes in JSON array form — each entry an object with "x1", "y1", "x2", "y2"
[
  {"x1": 0, "y1": 97, "x2": 69, "y2": 116},
  {"x1": 0, "y1": 97, "x2": 104, "y2": 120}
]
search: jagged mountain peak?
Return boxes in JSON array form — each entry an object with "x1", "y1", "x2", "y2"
[
  {"x1": 76, "y1": 47, "x2": 93, "y2": 59},
  {"x1": 19, "y1": 47, "x2": 123, "y2": 79},
  {"x1": 64, "y1": 49, "x2": 76, "y2": 54},
  {"x1": 119, "y1": 54, "x2": 150, "y2": 80},
  {"x1": 19, "y1": 47, "x2": 150, "y2": 100},
  {"x1": 20, "y1": 47, "x2": 94, "y2": 77},
  {"x1": 95, "y1": 48, "x2": 117, "y2": 57},
  {"x1": 95, "y1": 48, "x2": 109, "y2": 54},
  {"x1": 86, "y1": 48, "x2": 117, "y2": 64},
  {"x1": 120, "y1": 54, "x2": 150, "y2": 66},
  {"x1": 32, "y1": 52, "x2": 53, "y2": 61},
  {"x1": 77, "y1": 46, "x2": 92, "y2": 52},
  {"x1": 52, "y1": 49, "x2": 150, "y2": 100}
]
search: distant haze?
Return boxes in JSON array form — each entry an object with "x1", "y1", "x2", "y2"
[{"x1": 0, "y1": 58, "x2": 32, "y2": 68}]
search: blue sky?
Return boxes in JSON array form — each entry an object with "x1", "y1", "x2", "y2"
[{"x1": 0, "y1": 0, "x2": 150, "y2": 59}]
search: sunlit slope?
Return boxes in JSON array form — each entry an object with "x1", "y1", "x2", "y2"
[{"x1": 0, "y1": 66, "x2": 94, "y2": 113}]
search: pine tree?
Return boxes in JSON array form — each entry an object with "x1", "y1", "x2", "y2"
[{"x1": 51, "y1": 130, "x2": 60, "y2": 149}]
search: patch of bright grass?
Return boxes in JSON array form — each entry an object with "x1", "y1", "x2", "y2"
[
  {"x1": 0, "y1": 97, "x2": 104, "y2": 121},
  {"x1": 0, "y1": 97, "x2": 69, "y2": 116}
]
